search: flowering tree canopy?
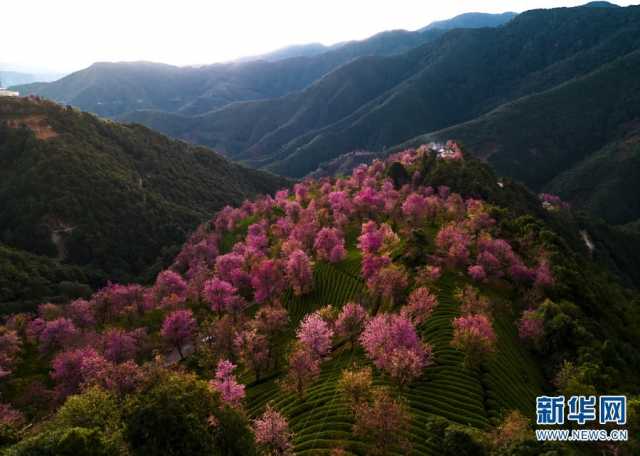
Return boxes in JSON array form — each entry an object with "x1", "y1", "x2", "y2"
[
  {"x1": 160, "y1": 309, "x2": 196, "y2": 359},
  {"x1": 400, "y1": 287, "x2": 438, "y2": 326},
  {"x1": 253, "y1": 405, "x2": 293, "y2": 456},
  {"x1": 202, "y1": 278, "x2": 243, "y2": 314},
  {"x1": 285, "y1": 249, "x2": 314, "y2": 296},
  {"x1": 314, "y1": 227, "x2": 346, "y2": 263},
  {"x1": 451, "y1": 314, "x2": 496, "y2": 368},
  {"x1": 284, "y1": 346, "x2": 320, "y2": 398},
  {"x1": 518, "y1": 309, "x2": 544, "y2": 342},
  {"x1": 335, "y1": 303, "x2": 368, "y2": 349},
  {"x1": 296, "y1": 313, "x2": 334, "y2": 359},
  {"x1": 360, "y1": 314, "x2": 432, "y2": 386},
  {"x1": 210, "y1": 359, "x2": 245, "y2": 407}
]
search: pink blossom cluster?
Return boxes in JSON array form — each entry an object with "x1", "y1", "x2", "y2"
[
  {"x1": 314, "y1": 227, "x2": 347, "y2": 263},
  {"x1": 359, "y1": 314, "x2": 433, "y2": 385},
  {"x1": 451, "y1": 314, "x2": 496, "y2": 367},
  {"x1": 400, "y1": 287, "x2": 438, "y2": 326},
  {"x1": 334, "y1": 302, "x2": 369, "y2": 348},
  {"x1": 202, "y1": 277, "x2": 245, "y2": 314},
  {"x1": 296, "y1": 313, "x2": 334, "y2": 359},
  {"x1": 253, "y1": 405, "x2": 293, "y2": 455},
  {"x1": 518, "y1": 309, "x2": 544, "y2": 341},
  {"x1": 285, "y1": 249, "x2": 314, "y2": 296},
  {"x1": 51, "y1": 347, "x2": 144, "y2": 398},
  {"x1": 210, "y1": 359, "x2": 245, "y2": 407},
  {"x1": 160, "y1": 309, "x2": 196, "y2": 358},
  {"x1": 0, "y1": 327, "x2": 20, "y2": 379}
]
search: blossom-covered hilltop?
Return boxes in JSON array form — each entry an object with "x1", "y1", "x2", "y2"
[{"x1": 1, "y1": 143, "x2": 638, "y2": 455}]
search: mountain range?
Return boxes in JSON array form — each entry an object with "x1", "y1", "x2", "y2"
[
  {"x1": 11, "y1": 5, "x2": 640, "y2": 229},
  {"x1": 111, "y1": 3, "x2": 639, "y2": 227},
  {"x1": 11, "y1": 11, "x2": 518, "y2": 119},
  {"x1": 11, "y1": 28, "x2": 447, "y2": 118},
  {"x1": 0, "y1": 70, "x2": 64, "y2": 88}
]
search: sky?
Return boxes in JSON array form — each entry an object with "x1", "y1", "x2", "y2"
[{"x1": 1, "y1": 0, "x2": 636, "y2": 73}]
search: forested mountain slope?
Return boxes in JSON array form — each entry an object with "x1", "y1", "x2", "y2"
[
  {"x1": 398, "y1": 49, "x2": 640, "y2": 224},
  {"x1": 118, "y1": 5, "x2": 640, "y2": 185},
  {"x1": 1, "y1": 144, "x2": 638, "y2": 455},
  {"x1": 11, "y1": 29, "x2": 446, "y2": 118},
  {"x1": 0, "y1": 97, "x2": 287, "y2": 290}
]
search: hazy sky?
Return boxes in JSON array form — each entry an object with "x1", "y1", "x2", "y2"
[{"x1": 2, "y1": 0, "x2": 636, "y2": 73}]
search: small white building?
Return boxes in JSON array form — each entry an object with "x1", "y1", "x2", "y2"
[{"x1": 0, "y1": 88, "x2": 19, "y2": 97}]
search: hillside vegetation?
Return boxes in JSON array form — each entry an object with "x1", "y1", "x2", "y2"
[
  {"x1": 1, "y1": 144, "x2": 637, "y2": 455},
  {"x1": 0, "y1": 244, "x2": 96, "y2": 316},
  {"x1": 0, "y1": 97, "x2": 287, "y2": 294},
  {"x1": 397, "y1": 48, "x2": 640, "y2": 224}
]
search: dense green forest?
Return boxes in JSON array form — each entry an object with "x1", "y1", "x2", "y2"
[{"x1": 0, "y1": 97, "x2": 287, "y2": 304}]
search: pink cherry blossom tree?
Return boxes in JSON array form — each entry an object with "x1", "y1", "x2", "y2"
[
  {"x1": 352, "y1": 388, "x2": 412, "y2": 455},
  {"x1": 313, "y1": 228, "x2": 346, "y2": 263},
  {"x1": 415, "y1": 265, "x2": 442, "y2": 286},
  {"x1": 338, "y1": 366, "x2": 373, "y2": 407},
  {"x1": 367, "y1": 264, "x2": 409, "y2": 304},
  {"x1": 210, "y1": 359, "x2": 245, "y2": 407},
  {"x1": 435, "y1": 223, "x2": 471, "y2": 268},
  {"x1": 534, "y1": 259, "x2": 554, "y2": 289},
  {"x1": 66, "y1": 299, "x2": 96, "y2": 328},
  {"x1": 518, "y1": 309, "x2": 544, "y2": 342},
  {"x1": 160, "y1": 309, "x2": 196, "y2": 359},
  {"x1": 38, "y1": 303, "x2": 63, "y2": 321},
  {"x1": 0, "y1": 327, "x2": 21, "y2": 379},
  {"x1": 101, "y1": 328, "x2": 140, "y2": 363},
  {"x1": 215, "y1": 252, "x2": 247, "y2": 285},
  {"x1": 354, "y1": 186, "x2": 385, "y2": 216},
  {"x1": 0, "y1": 402, "x2": 25, "y2": 431},
  {"x1": 328, "y1": 191, "x2": 354, "y2": 217},
  {"x1": 234, "y1": 328, "x2": 269, "y2": 382},
  {"x1": 402, "y1": 193, "x2": 429, "y2": 223},
  {"x1": 285, "y1": 249, "x2": 314, "y2": 296},
  {"x1": 456, "y1": 285, "x2": 491, "y2": 316},
  {"x1": 253, "y1": 405, "x2": 293, "y2": 456},
  {"x1": 334, "y1": 303, "x2": 368, "y2": 350},
  {"x1": 361, "y1": 254, "x2": 391, "y2": 282},
  {"x1": 357, "y1": 222, "x2": 383, "y2": 258},
  {"x1": 102, "y1": 360, "x2": 145, "y2": 396},
  {"x1": 202, "y1": 277, "x2": 244, "y2": 315},
  {"x1": 359, "y1": 314, "x2": 432, "y2": 386},
  {"x1": 246, "y1": 221, "x2": 270, "y2": 252},
  {"x1": 26, "y1": 317, "x2": 46, "y2": 342},
  {"x1": 451, "y1": 314, "x2": 496, "y2": 368},
  {"x1": 151, "y1": 271, "x2": 187, "y2": 309},
  {"x1": 251, "y1": 259, "x2": 286, "y2": 304},
  {"x1": 284, "y1": 345, "x2": 321, "y2": 398},
  {"x1": 296, "y1": 313, "x2": 334, "y2": 359},
  {"x1": 50, "y1": 347, "x2": 106, "y2": 398},
  {"x1": 468, "y1": 265, "x2": 487, "y2": 282},
  {"x1": 387, "y1": 345, "x2": 434, "y2": 389},
  {"x1": 400, "y1": 287, "x2": 438, "y2": 326},
  {"x1": 251, "y1": 305, "x2": 289, "y2": 370},
  {"x1": 39, "y1": 318, "x2": 78, "y2": 354}
]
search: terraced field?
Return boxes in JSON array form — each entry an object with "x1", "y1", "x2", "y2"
[{"x1": 244, "y1": 254, "x2": 546, "y2": 455}]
